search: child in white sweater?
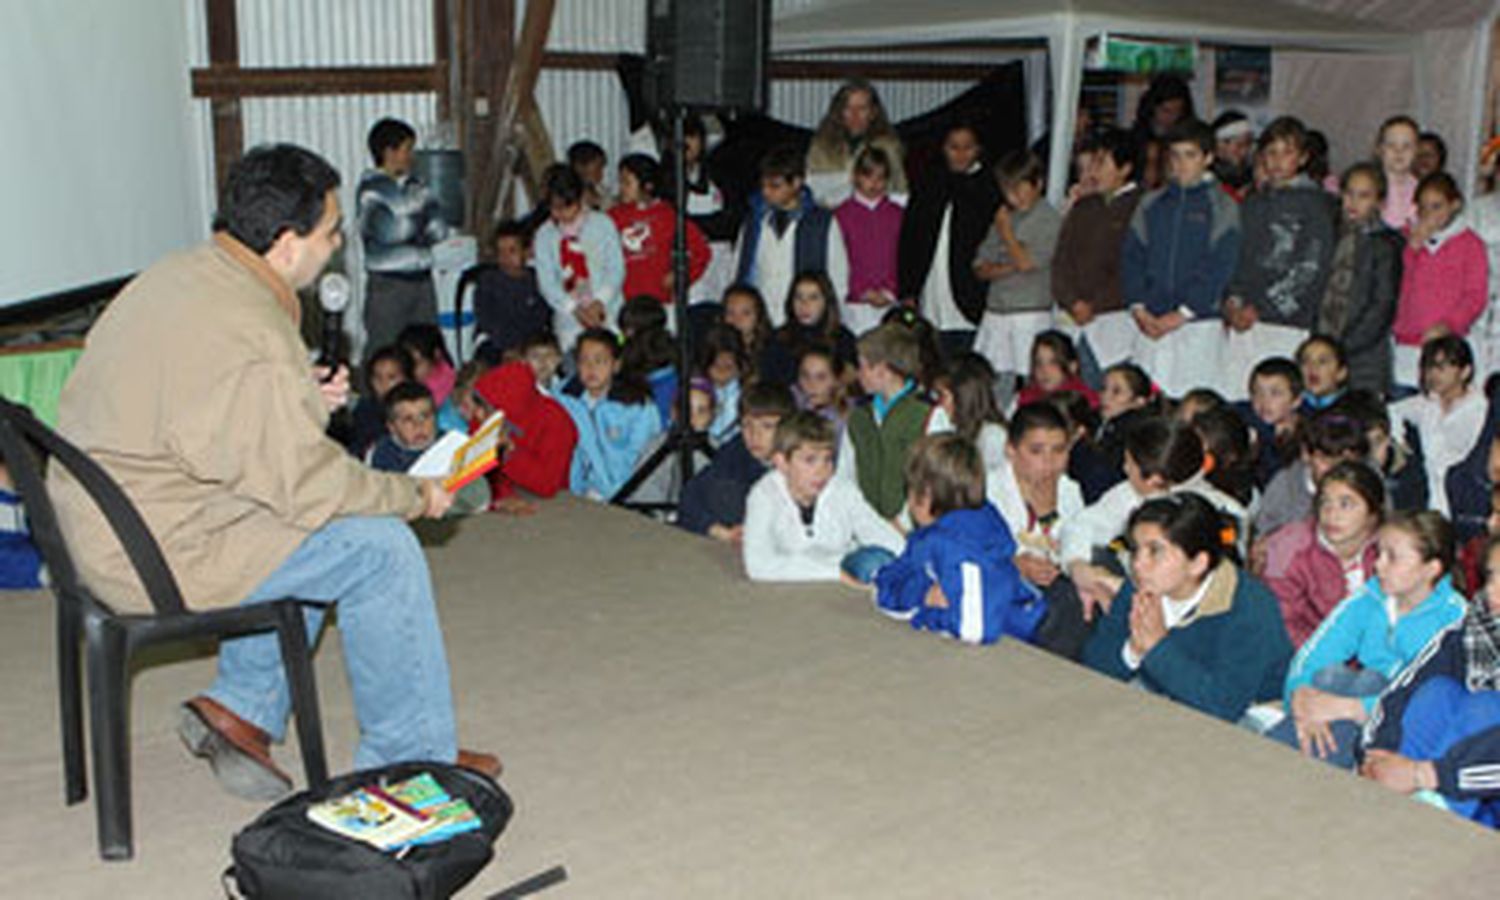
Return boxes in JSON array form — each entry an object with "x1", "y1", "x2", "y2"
[{"x1": 743, "y1": 411, "x2": 904, "y2": 581}]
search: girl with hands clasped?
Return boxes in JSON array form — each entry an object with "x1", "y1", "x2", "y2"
[
  {"x1": 1081, "y1": 493, "x2": 1292, "y2": 722},
  {"x1": 1267, "y1": 511, "x2": 1467, "y2": 767}
]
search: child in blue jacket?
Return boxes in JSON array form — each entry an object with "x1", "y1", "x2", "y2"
[
  {"x1": 1360, "y1": 535, "x2": 1500, "y2": 826},
  {"x1": 1269, "y1": 510, "x2": 1467, "y2": 767},
  {"x1": 1083, "y1": 493, "x2": 1292, "y2": 723},
  {"x1": 874, "y1": 433, "x2": 1045, "y2": 644},
  {"x1": 558, "y1": 328, "x2": 662, "y2": 501},
  {"x1": 1122, "y1": 118, "x2": 1241, "y2": 398}
]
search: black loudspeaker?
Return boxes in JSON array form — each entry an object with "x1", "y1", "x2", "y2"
[{"x1": 646, "y1": 0, "x2": 769, "y2": 113}]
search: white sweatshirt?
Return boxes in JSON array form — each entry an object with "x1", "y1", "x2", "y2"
[{"x1": 742, "y1": 469, "x2": 906, "y2": 582}]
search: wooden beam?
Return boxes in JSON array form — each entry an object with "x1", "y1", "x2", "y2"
[
  {"x1": 479, "y1": 0, "x2": 554, "y2": 229},
  {"x1": 536, "y1": 50, "x2": 1009, "y2": 83},
  {"x1": 204, "y1": 0, "x2": 241, "y2": 195},
  {"x1": 192, "y1": 65, "x2": 440, "y2": 99},
  {"x1": 463, "y1": 0, "x2": 515, "y2": 236},
  {"x1": 434, "y1": 0, "x2": 453, "y2": 122}
]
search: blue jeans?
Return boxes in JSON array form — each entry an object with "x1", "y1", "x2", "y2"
[
  {"x1": 206, "y1": 517, "x2": 458, "y2": 769},
  {"x1": 1398, "y1": 676, "x2": 1500, "y2": 823},
  {"x1": 1267, "y1": 665, "x2": 1388, "y2": 769}
]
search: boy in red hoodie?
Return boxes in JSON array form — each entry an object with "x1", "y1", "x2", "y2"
[
  {"x1": 609, "y1": 154, "x2": 710, "y2": 314},
  {"x1": 473, "y1": 361, "x2": 579, "y2": 511}
]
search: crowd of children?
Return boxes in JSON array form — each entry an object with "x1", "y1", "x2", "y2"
[{"x1": 330, "y1": 85, "x2": 1500, "y2": 828}]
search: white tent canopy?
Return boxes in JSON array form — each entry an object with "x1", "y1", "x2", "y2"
[{"x1": 773, "y1": 0, "x2": 1497, "y2": 206}]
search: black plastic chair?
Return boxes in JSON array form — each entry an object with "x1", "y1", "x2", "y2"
[{"x1": 0, "y1": 397, "x2": 329, "y2": 860}]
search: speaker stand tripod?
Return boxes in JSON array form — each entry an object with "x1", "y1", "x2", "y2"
[{"x1": 611, "y1": 106, "x2": 714, "y2": 514}]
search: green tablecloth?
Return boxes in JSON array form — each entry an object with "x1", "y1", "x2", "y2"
[{"x1": 0, "y1": 346, "x2": 81, "y2": 427}]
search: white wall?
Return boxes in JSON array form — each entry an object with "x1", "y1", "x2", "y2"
[{"x1": 0, "y1": 1, "x2": 205, "y2": 306}]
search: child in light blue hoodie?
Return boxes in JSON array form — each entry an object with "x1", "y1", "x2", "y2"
[
  {"x1": 874, "y1": 433, "x2": 1043, "y2": 644},
  {"x1": 558, "y1": 328, "x2": 662, "y2": 501},
  {"x1": 1268, "y1": 510, "x2": 1467, "y2": 767}
]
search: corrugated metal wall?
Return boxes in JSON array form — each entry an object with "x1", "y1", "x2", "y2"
[{"x1": 186, "y1": 0, "x2": 1026, "y2": 241}]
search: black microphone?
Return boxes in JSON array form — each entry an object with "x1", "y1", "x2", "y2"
[{"x1": 317, "y1": 272, "x2": 351, "y2": 378}]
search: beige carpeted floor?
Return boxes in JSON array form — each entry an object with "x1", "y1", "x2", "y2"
[{"x1": 3, "y1": 497, "x2": 1499, "y2": 898}]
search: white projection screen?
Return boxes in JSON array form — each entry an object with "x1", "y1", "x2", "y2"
[{"x1": 0, "y1": 1, "x2": 205, "y2": 308}]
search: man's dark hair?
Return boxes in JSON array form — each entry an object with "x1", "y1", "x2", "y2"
[
  {"x1": 216, "y1": 144, "x2": 341, "y2": 254},
  {"x1": 367, "y1": 118, "x2": 416, "y2": 167},
  {"x1": 1165, "y1": 118, "x2": 1215, "y2": 155}
]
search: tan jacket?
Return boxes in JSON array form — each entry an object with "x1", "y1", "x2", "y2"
[{"x1": 49, "y1": 234, "x2": 424, "y2": 612}]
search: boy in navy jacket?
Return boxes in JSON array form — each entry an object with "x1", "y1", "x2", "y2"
[
  {"x1": 1122, "y1": 118, "x2": 1241, "y2": 398},
  {"x1": 874, "y1": 433, "x2": 1044, "y2": 644}
]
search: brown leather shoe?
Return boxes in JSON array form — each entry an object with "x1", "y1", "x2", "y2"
[
  {"x1": 177, "y1": 695, "x2": 293, "y2": 801},
  {"x1": 456, "y1": 748, "x2": 502, "y2": 779}
]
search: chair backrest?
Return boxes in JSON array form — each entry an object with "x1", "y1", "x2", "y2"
[
  {"x1": 452, "y1": 263, "x2": 492, "y2": 365},
  {"x1": 0, "y1": 397, "x2": 187, "y2": 615}
]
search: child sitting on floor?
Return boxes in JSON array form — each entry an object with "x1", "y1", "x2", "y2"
[
  {"x1": 793, "y1": 344, "x2": 849, "y2": 430},
  {"x1": 1296, "y1": 334, "x2": 1349, "y2": 415},
  {"x1": 473, "y1": 359, "x2": 578, "y2": 506},
  {"x1": 679, "y1": 382, "x2": 797, "y2": 542},
  {"x1": 1015, "y1": 330, "x2": 1100, "y2": 412},
  {"x1": 1360, "y1": 533, "x2": 1500, "y2": 825},
  {"x1": 558, "y1": 328, "x2": 662, "y2": 501},
  {"x1": 367, "y1": 382, "x2": 487, "y2": 513},
  {"x1": 874, "y1": 433, "x2": 1044, "y2": 644},
  {"x1": 1268, "y1": 510, "x2": 1466, "y2": 767},
  {"x1": 1261, "y1": 460, "x2": 1383, "y2": 648},
  {"x1": 1082, "y1": 492, "x2": 1293, "y2": 722},
  {"x1": 1254, "y1": 409, "x2": 1369, "y2": 540},
  {"x1": 397, "y1": 323, "x2": 458, "y2": 408},
  {"x1": 837, "y1": 322, "x2": 950, "y2": 519},
  {"x1": 987, "y1": 403, "x2": 1086, "y2": 593},
  {"x1": 743, "y1": 411, "x2": 904, "y2": 582},
  {"x1": 1240, "y1": 356, "x2": 1302, "y2": 489},
  {"x1": 472, "y1": 218, "x2": 550, "y2": 364},
  {"x1": 348, "y1": 345, "x2": 412, "y2": 458},
  {"x1": 1390, "y1": 335, "x2": 1487, "y2": 519}
]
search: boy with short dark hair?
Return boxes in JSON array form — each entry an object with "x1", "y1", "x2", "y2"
[
  {"x1": 1123, "y1": 118, "x2": 1241, "y2": 397},
  {"x1": 742, "y1": 411, "x2": 904, "y2": 581},
  {"x1": 358, "y1": 117, "x2": 451, "y2": 359},
  {"x1": 874, "y1": 433, "x2": 1044, "y2": 644},
  {"x1": 678, "y1": 382, "x2": 798, "y2": 541},
  {"x1": 369, "y1": 382, "x2": 441, "y2": 473},
  {"x1": 733, "y1": 144, "x2": 849, "y2": 327},
  {"x1": 837, "y1": 322, "x2": 949, "y2": 518},
  {"x1": 1241, "y1": 356, "x2": 1304, "y2": 487},
  {"x1": 1052, "y1": 127, "x2": 1143, "y2": 380},
  {"x1": 1223, "y1": 116, "x2": 1340, "y2": 399},
  {"x1": 1255, "y1": 409, "x2": 1372, "y2": 539},
  {"x1": 472, "y1": 219, "x2": 549, "y2": 364}
]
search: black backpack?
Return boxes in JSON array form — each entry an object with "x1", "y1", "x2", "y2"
[{"x1": 227, "y1": 761, "x2": 513, "y2": 900}]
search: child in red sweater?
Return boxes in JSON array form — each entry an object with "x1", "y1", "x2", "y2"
[
  {"x1": 1393, "y1": 172, "x2": 1488, "y2": 390},
  {"x1": 610, "y1": 154, "x2": 710, "y2": 314},
  {"x1": 473, "y1": 361, "x2": 579, "y2": 509}
]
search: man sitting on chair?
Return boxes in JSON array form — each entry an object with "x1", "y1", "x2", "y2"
[{"x1": 47, "y1": 144, "x2": 499, "y2": 800}]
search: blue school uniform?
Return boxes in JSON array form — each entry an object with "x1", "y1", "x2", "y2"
[
  {"x1": 558, "y1": 386, "x2": 662, "y2": 500},
  {"x1": 874, "y1": 503, "x2": 1044, "y2": 644}
]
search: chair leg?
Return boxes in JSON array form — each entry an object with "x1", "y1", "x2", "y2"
[
  {"x1": 85, "y1": 616, "x2": 133, "y2": 861},
  {"x1": 57, "y1": 600, "x2": 86, "y2": 805},
  {"x1": 274, "y1": 602, "x2": 328, "y2": 790}
]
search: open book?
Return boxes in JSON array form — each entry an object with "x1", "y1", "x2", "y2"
[{"x1": 408, "y1": 409, "x2": 506, "y2": 492}]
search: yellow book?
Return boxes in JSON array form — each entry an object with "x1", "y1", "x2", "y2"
[{"x1": 443, "y1": 410, "x2": 506, "y2": 492}]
